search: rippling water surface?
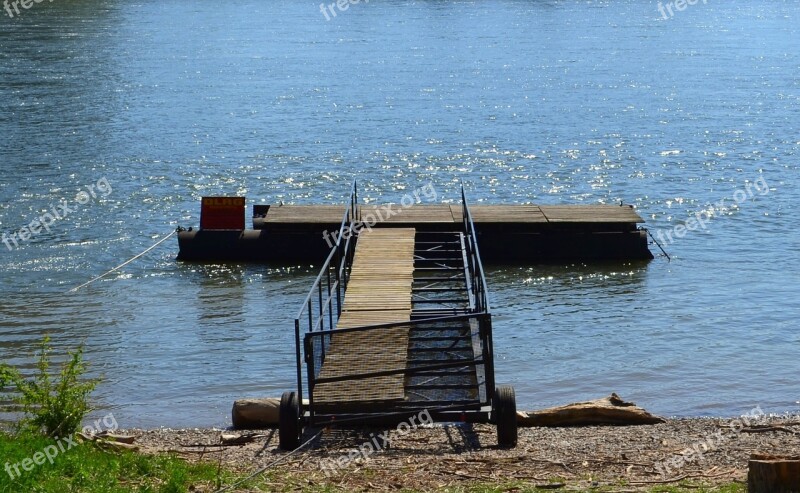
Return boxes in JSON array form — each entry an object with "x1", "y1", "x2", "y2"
[{"x1": 1, "y1": 0, "x2": 798, "y2": 427}]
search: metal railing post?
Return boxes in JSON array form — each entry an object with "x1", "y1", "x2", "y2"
[
  {"x1": 294, "y1": 319, "x2": 303, "y2": 415},
  {"x1": 327, "y1": 266, "x2": 333, "y2": 332},
  {"x1": 304, "y1": 335, "x2": 315, "y2": 421},
  {"x1": 484, "y1": 314, "x2": 495, "y2": 393}
]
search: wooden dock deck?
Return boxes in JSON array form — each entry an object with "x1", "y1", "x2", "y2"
[
  {"x1": 259, "y1": 204, "x2": 643, "y2": 225},
  {"x1": 177, "y1": 203, "x2": 653, "y2": 262},
  {"x1": 313, "y1": 228, "x2": 416, "y2": 407}
]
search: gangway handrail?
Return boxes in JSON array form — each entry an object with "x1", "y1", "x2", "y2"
[
  {"x1": 460, "y1": 183, "x2": 495, "y2": 394},
  {"x1": 460, "y1": 184, "x2": 490, "y2": 314}
]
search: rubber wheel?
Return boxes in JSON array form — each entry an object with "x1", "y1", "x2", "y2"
[
  {"x1": 279, "y1": 391, "x2": 300, "y2": 450},
  {"x1": 494, "y1": 385, "x2": 518, "y2": 448}
]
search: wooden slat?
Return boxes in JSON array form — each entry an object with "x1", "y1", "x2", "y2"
[
  {"x1": 313, "y1": 228, "x2": 416, "y2": 406},
  {"x1": 377, "y1": 205, "x2": 456, "y2": 223},
  {"x1": 263, "y1": 205, "x2": 346, "y2": 223},
  {"x1": 539, "y1": 205, "x2": 644, "y2": 223},
  {"x1": 450, "y1": 205, "x2": 547, "y2": 223},
  {"x1": 336, "y1": 310, "x2": 411, "y2": 328}
]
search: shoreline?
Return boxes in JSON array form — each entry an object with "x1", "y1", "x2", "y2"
[{"x1": 123, "y1": 415, "x2": 800, "y2": 491}]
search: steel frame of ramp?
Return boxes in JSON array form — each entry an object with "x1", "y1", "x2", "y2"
[{"x1": 280, "y1": 181, "x2": 517, "y2": 450}]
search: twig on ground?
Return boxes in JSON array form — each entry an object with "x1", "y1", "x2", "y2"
[{"x1": 628, "y1": 468, "x2": 737, "y2": 485}]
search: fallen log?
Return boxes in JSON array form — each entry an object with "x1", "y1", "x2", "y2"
[
  {"x1": 232, "y1": 398, "x2": 281, "y2": 429},
  {"x1": 231, "y1": 397, "x2": 314, "y2": 429},
  {"x1": 516, "y1": 393, "x2": 665, "y2": 427},
  {"x1": 231, "y1": 393, "x2": 663, "y2": 429},
  {"x1": 748, "y1": 454, "x2": 800, "y2": 493}
]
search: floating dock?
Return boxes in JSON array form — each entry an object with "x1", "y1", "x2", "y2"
[{"x1": 177, "y1": 202, "x2": 653, "y2": 263}]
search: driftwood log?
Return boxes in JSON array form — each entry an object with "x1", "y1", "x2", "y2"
[
  {"x1": 232, "y1": 393, "x2": 663, "y2": 429},
  {"x1": 232, "y1": 398, "x2": 281, "y2": 429},
  {"x1": 516, "y1": 393, "x2": 665, "y2": 427},
  {"x1": 748, "y1": 454, "x2": 800, "y2": 493}
]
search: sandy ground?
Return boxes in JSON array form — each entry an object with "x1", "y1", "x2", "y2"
[{"x1": 124, "y1": 415, "x2": 800, "y2": 492}]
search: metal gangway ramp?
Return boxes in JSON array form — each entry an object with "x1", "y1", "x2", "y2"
[{"x1": 279, "y1": 182, "x2": 517, "y2": 450}]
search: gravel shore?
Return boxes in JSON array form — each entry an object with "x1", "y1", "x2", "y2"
[{"x1": 125, "y1": 415, "x2": 800, "y2": 491}]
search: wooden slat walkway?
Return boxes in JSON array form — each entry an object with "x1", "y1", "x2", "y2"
[
  {"x1": 450, "y1": 205, "x2": 547, "y2": 223},
  {"x1": 538, "y1": 205, "x2": 642, "y2": 223},
  {"x1": 262, "y1": 205, "x2": 346, "y2": 223},
  {"x1": 261, "y1": 204, "x2": 644, "y2": 225},
  {"x1": 313, "y1": 228, "x2": 416, "y2": 407},
  {"x1": 380, "y1": 204, "x2": 455, "y2": 223}
]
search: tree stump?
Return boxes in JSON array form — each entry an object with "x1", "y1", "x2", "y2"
[{"x1": 748, "y1": 454, "x2": 800, "y2": 493}]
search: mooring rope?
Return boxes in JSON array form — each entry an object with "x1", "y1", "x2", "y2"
[
  {"x1": 67, "y1": 228, "x2": 179, "y2": 293},
  {"x1": 211, "y1": 430, "x2": 323, "y2": 493},
  {"x1": 211, "y1": 402, "x2": 478, "y2": 492}
]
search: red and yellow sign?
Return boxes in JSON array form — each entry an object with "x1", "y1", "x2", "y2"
[{"x1": 200, "y1": 197, "x2": 246, "y2": 230}]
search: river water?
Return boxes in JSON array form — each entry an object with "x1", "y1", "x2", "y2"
[{"x1": 0, "y1": 0, "x2": 798, "y2": 428}]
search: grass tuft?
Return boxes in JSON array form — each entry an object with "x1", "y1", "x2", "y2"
[{"x1": 0, "y1": 431, "x2": 225, "y2": 493}]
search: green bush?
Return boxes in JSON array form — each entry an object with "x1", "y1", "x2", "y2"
[{"x1": 0, "y1": 335, "x2": 99, "y2": 437}]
